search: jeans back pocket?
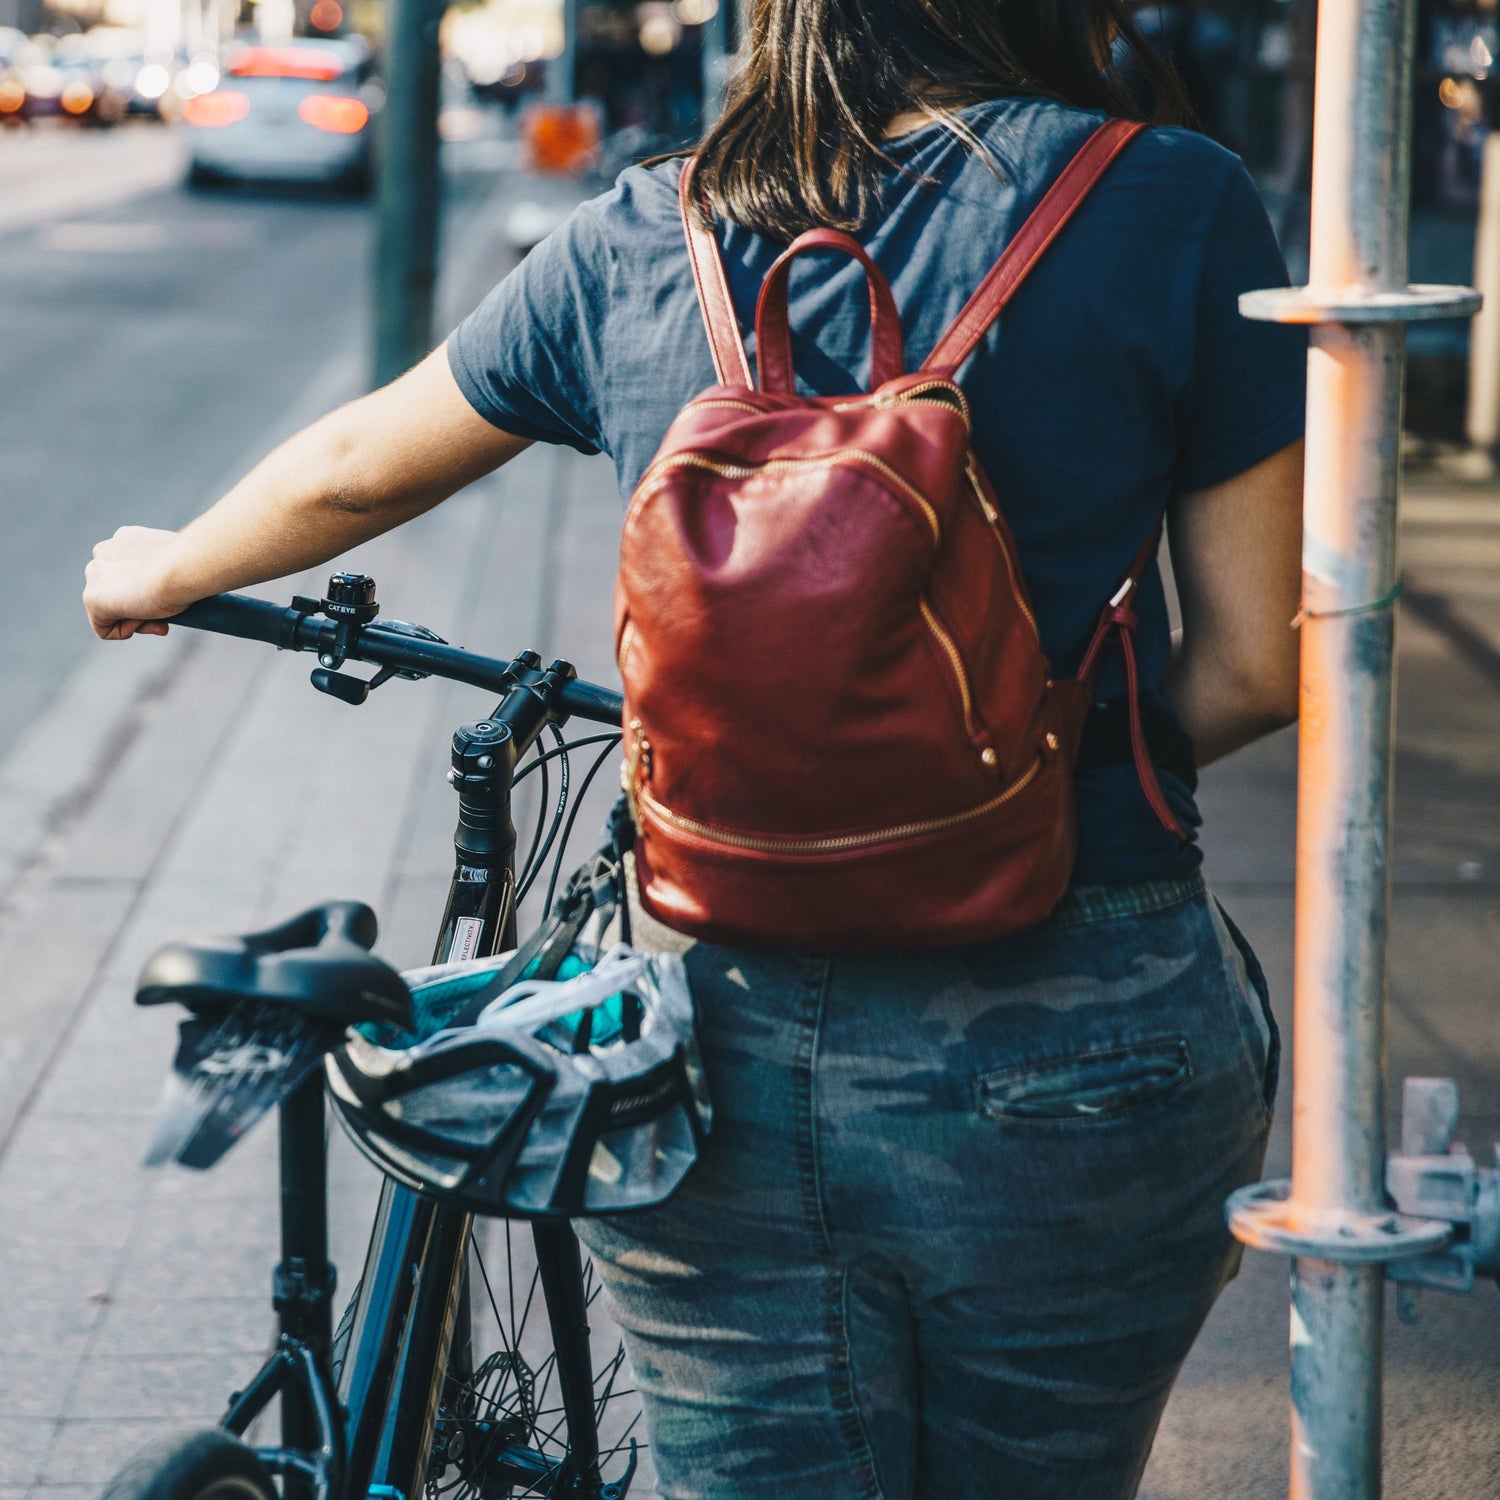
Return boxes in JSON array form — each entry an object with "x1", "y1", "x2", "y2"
[{"x1": 977, "y1": 1038, "x2": 1193, "y2": 1121}]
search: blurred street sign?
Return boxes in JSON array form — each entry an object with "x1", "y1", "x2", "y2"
[{"x1": 521, "y1": 100, "x2": 601, "y2": 174}]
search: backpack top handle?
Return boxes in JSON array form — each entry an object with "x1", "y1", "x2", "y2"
[
  {"x1": 754, "y1": 229, "x2": 905, "y2": 395},
  {"x1": 678, "y1": 116, "x2": 1145, "y2": 391}
]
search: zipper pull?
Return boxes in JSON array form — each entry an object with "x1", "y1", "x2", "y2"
[{"x1": 965, "y1": 460, "x2": 1000, "y2": 523}]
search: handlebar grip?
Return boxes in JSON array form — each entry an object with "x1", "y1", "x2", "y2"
[
  {"x1": 170, "y1": 592, "x2": 624, "y2": 724},
  {"x1": 556, "y1": 679, "x2": 625, "y2": 726},
  {"x1": 172, "y1": 594, "x2": 295, "y2": 645}
]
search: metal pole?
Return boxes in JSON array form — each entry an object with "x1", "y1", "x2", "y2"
[
  {"x1": 698, "y1": 0, "x2": 736, "y2": 130},
  {"x1": 546, "y1": 0, "x2": 578, "y2": 104},
  {"x1": 1224, "y1": 0, "x2": 1478, "y2": 1495},
  {"x1": 1286, "y1": 0, "x2": 1417, "y2": 1486},
  {"x1": 1466, "y1": 126, "x2": 1500, "y2": 452},
  {"x1": 372, "y1": 0, "x2": 443, "y2": 388}
]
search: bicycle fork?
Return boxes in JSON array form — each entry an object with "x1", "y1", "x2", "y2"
[{"x1": 339, "y1": 663, "x2": 615, "y2": 1499}]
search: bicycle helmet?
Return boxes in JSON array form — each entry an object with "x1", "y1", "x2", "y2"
[{"x1": 325, "y1": 944, "x2": 711, "y2": 1219}]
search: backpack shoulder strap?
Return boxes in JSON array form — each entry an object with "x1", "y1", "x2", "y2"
[
  {"x1": 678, "y1": 160, "x2": 755, "y2": 388},
  {"x1": 920, "y1": 118, "x2": 1146, "y2": 377}
]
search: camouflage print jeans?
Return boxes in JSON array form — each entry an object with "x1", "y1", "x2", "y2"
[{"x1": 577, "y1": 873, "x2": 1277, "y2": 1500}]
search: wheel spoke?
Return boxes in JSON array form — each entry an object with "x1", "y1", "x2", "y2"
[{"x1": 430, "y1": 1222, "x2": 643, "y2": 1493}]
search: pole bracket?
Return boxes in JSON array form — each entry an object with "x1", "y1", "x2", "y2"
[
  {"x1": 1240, "y1": 283, "x2": 1481, "y2": 325},
  {"x1": 1226, "y1": 1179, "x2": 1452, "y2": 1262},
  {"x1": 1228, "y1": 1077, "x2": 1500, "y2": 1287},
  {"x1": 1383, "y1": 1077, "x2": 1500, "y2": 1293}
]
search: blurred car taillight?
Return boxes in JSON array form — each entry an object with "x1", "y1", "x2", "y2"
[
  {"x1": 0, "y1": 76, "x2": 22, "y2": 113},
  {"x1": 229, "y1": 48, "x2": 341, "y2": 80},
  {"x1": 60, "y1": 79, "x2": 93, "y2": 114},
  {"x1": 183, "y1": 90, "x2": 250, "y2": 126},
  {"x1": 297, "y1": 93, "x2": 367, "y2": 133}
]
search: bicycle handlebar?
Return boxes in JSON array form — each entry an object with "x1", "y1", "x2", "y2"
[{"x1": 172, "y1": 592, "x2": 625, "y2": 727}]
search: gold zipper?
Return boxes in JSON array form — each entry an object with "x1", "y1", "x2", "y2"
[
  {"x1": 635, "y1": 450, "x2": 941, "y2": 543},
  {"x1": 965, "y1": 459, "x2": 1040, "y2": 643},
  {"x1": 633, "y1": 754, "x2": 1043, "y2": 856},
  {"x1": 622, "y1": 721, "x2": 650, "y2": 831},
  {"x1": 831, "y1": 380, "x2": 972, "y2": 427},
  {"x1": 919, "y1": 599, "x2": 980, "y2": 742},
  {"x1": 617, "y1": 620, "x2": 636, "y2": 671},
  {"x1": 688, "y1": 382, "x2": 970, "y2": 425},
  {"x1": 684, "y1": 398, "x2": 763, "y2": 415},
  {"x1": 873, "y1": 379, "x2": 972, "y2": 425}
]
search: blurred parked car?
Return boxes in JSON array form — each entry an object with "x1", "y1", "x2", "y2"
[
  {"x1": 0, "y1": 35, "x2": 128, "y2": 125},
  {"x1": 184, "y1": 40, "x2": 377, "y2": 193},
  {"x1": 74, "y1": 27, "x2": 187, "y2": 120},
  {"x1": 0, "y1": 26, "x2": 21, "y2": 121},
  {"x1": 1, "y1": 38, "x2": 64, "y2": 121},
  {"x1": 56, "y1": 35, "x2": 130, "y2": 125}
]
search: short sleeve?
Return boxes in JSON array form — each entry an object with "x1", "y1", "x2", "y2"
[
  {"x1": 1175, "y1": 162, "x2": 1307, "y2": 494},
  {"x1": 447, "y1": 199, "x2": 612, "y2": 456}
]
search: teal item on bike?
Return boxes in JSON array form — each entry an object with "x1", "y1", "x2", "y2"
[{"x1": 326, "y1": 944, "x2": 711, "y2": 1219}]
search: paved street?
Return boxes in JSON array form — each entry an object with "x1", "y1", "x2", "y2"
[
  {"x1": 0, "y1": 118, "x2": 547, "y2": 772},
  {"x1": 1, "y1": 123, "x2": 1498, "y2": 1498}
]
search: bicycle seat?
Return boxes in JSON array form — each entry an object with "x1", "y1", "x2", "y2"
[{"x1": 136, "y1": 901, "x2": 414, "y2": 1031}]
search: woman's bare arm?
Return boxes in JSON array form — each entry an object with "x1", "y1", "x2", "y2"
[
  {"x1": 83, "y1": 346, "x2": 529, "y2": 640},
  {"x1": 1163, "y1": 439, "x2": 1304, "y2": 765}
]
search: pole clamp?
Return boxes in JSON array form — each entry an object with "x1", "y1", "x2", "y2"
[
  {"x1": 1384, "y1": 1077, "x2": 1500, "y2": 1294},
  {"x1": 1240, "y1": 283, "x2": 1481, "y2": 326},
  {"x1": 1227, "y1": 1076, "x2": 1500, "y2": 1289},
  {"x1": 1225, "y1": 1180, "x2": 1451, "y2": 1262}
]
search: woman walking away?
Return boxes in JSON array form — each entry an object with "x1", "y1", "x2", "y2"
[{"x1": 83, "y1": 0, "x2": 1306, "y2": 1493}]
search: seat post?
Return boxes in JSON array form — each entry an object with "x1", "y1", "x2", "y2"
[{"x1": 275, "y1": 1070, "x2": 336, "y2": 1473}]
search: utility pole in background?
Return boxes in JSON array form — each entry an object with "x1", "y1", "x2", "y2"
[
  {"x1": 1225, "y1": 0, "x2": 1481, "y2": 1486},
  {"x1": 698, "y1": 0, "x2": 737, "y2": 129},
  {"x1": 1466, "y1": 84, "x2": 1500, "y2": 456},
  {"x1": 546, "y1": 0, "x2": 578, "y2": 102},
  {"x1": 372, "y1": 0, "x2": 443, "y2": 388}
]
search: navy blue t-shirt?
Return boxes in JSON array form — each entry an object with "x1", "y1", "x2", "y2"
[{"x1": 449, "y1": 97, "x2": 1306, "y2": 886}]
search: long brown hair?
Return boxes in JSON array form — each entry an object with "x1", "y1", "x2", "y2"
[{"x1": 691, "y1": 0, "x2": 1192, "y2": 240}]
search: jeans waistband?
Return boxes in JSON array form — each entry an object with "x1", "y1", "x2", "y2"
[{"x1": 1045, "y1": 870, "x2": 1207, "y2": 929}]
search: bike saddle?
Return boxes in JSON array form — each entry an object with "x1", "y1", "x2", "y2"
[{"x1": 135, "y1": 901, "x2": 414, "y2": 1031}]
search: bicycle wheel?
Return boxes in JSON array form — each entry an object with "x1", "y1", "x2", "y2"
[
  {"x1": 330, "y1": 1221, "x2": 648, "y2": 1499},
  {"x1": 100, "y1": 1430, "x2": 276, "y2": 1500},
  {"x1": 428, "y1": 1218, "x2": 648, "y2": 1499}
]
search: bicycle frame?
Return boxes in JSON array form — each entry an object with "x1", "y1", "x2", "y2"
[{"x1": 216, "y1": 646, "x2": 622, "y2": 1500}]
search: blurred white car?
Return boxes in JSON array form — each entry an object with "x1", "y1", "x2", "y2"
[{"x1": 184, "y1": 40, "x2": 377, "y2": 193}]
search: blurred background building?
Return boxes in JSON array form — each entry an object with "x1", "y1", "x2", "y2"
[
  {"x1": 1127, "y1": 0, "x2": 1491, "y2": 439},
  {"x1": 1, "y1": 0, "x2": 1492, "y2": 438}
]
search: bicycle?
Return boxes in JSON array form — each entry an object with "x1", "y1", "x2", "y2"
[{"x1": 101, "y1": 571, "x2": 659, "y2": 1500}]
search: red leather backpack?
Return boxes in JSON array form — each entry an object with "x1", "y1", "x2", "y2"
[{"x1": 615, "y1": 118, "x2": 1182, "y2": 950}]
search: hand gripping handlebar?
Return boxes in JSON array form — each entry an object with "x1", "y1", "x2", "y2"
[{"x1": 172, "y1": 579, "x2": 624, "y2": 727}]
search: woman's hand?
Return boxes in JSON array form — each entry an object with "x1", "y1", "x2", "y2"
[{"x1": 83, "y1": 526, "x2": 190, "y2": 640}]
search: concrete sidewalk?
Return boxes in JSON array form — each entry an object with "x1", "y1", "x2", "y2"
[
  {"x1": 1142, "y1": 474, "x2": 1500, "y2": 1498},
  {"x1": 0, "y1": 437, "x2": 626, "y2": 1492},
  {"x1": 0, "y1": 457, "x2": 1497, "y2": 1497}
]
